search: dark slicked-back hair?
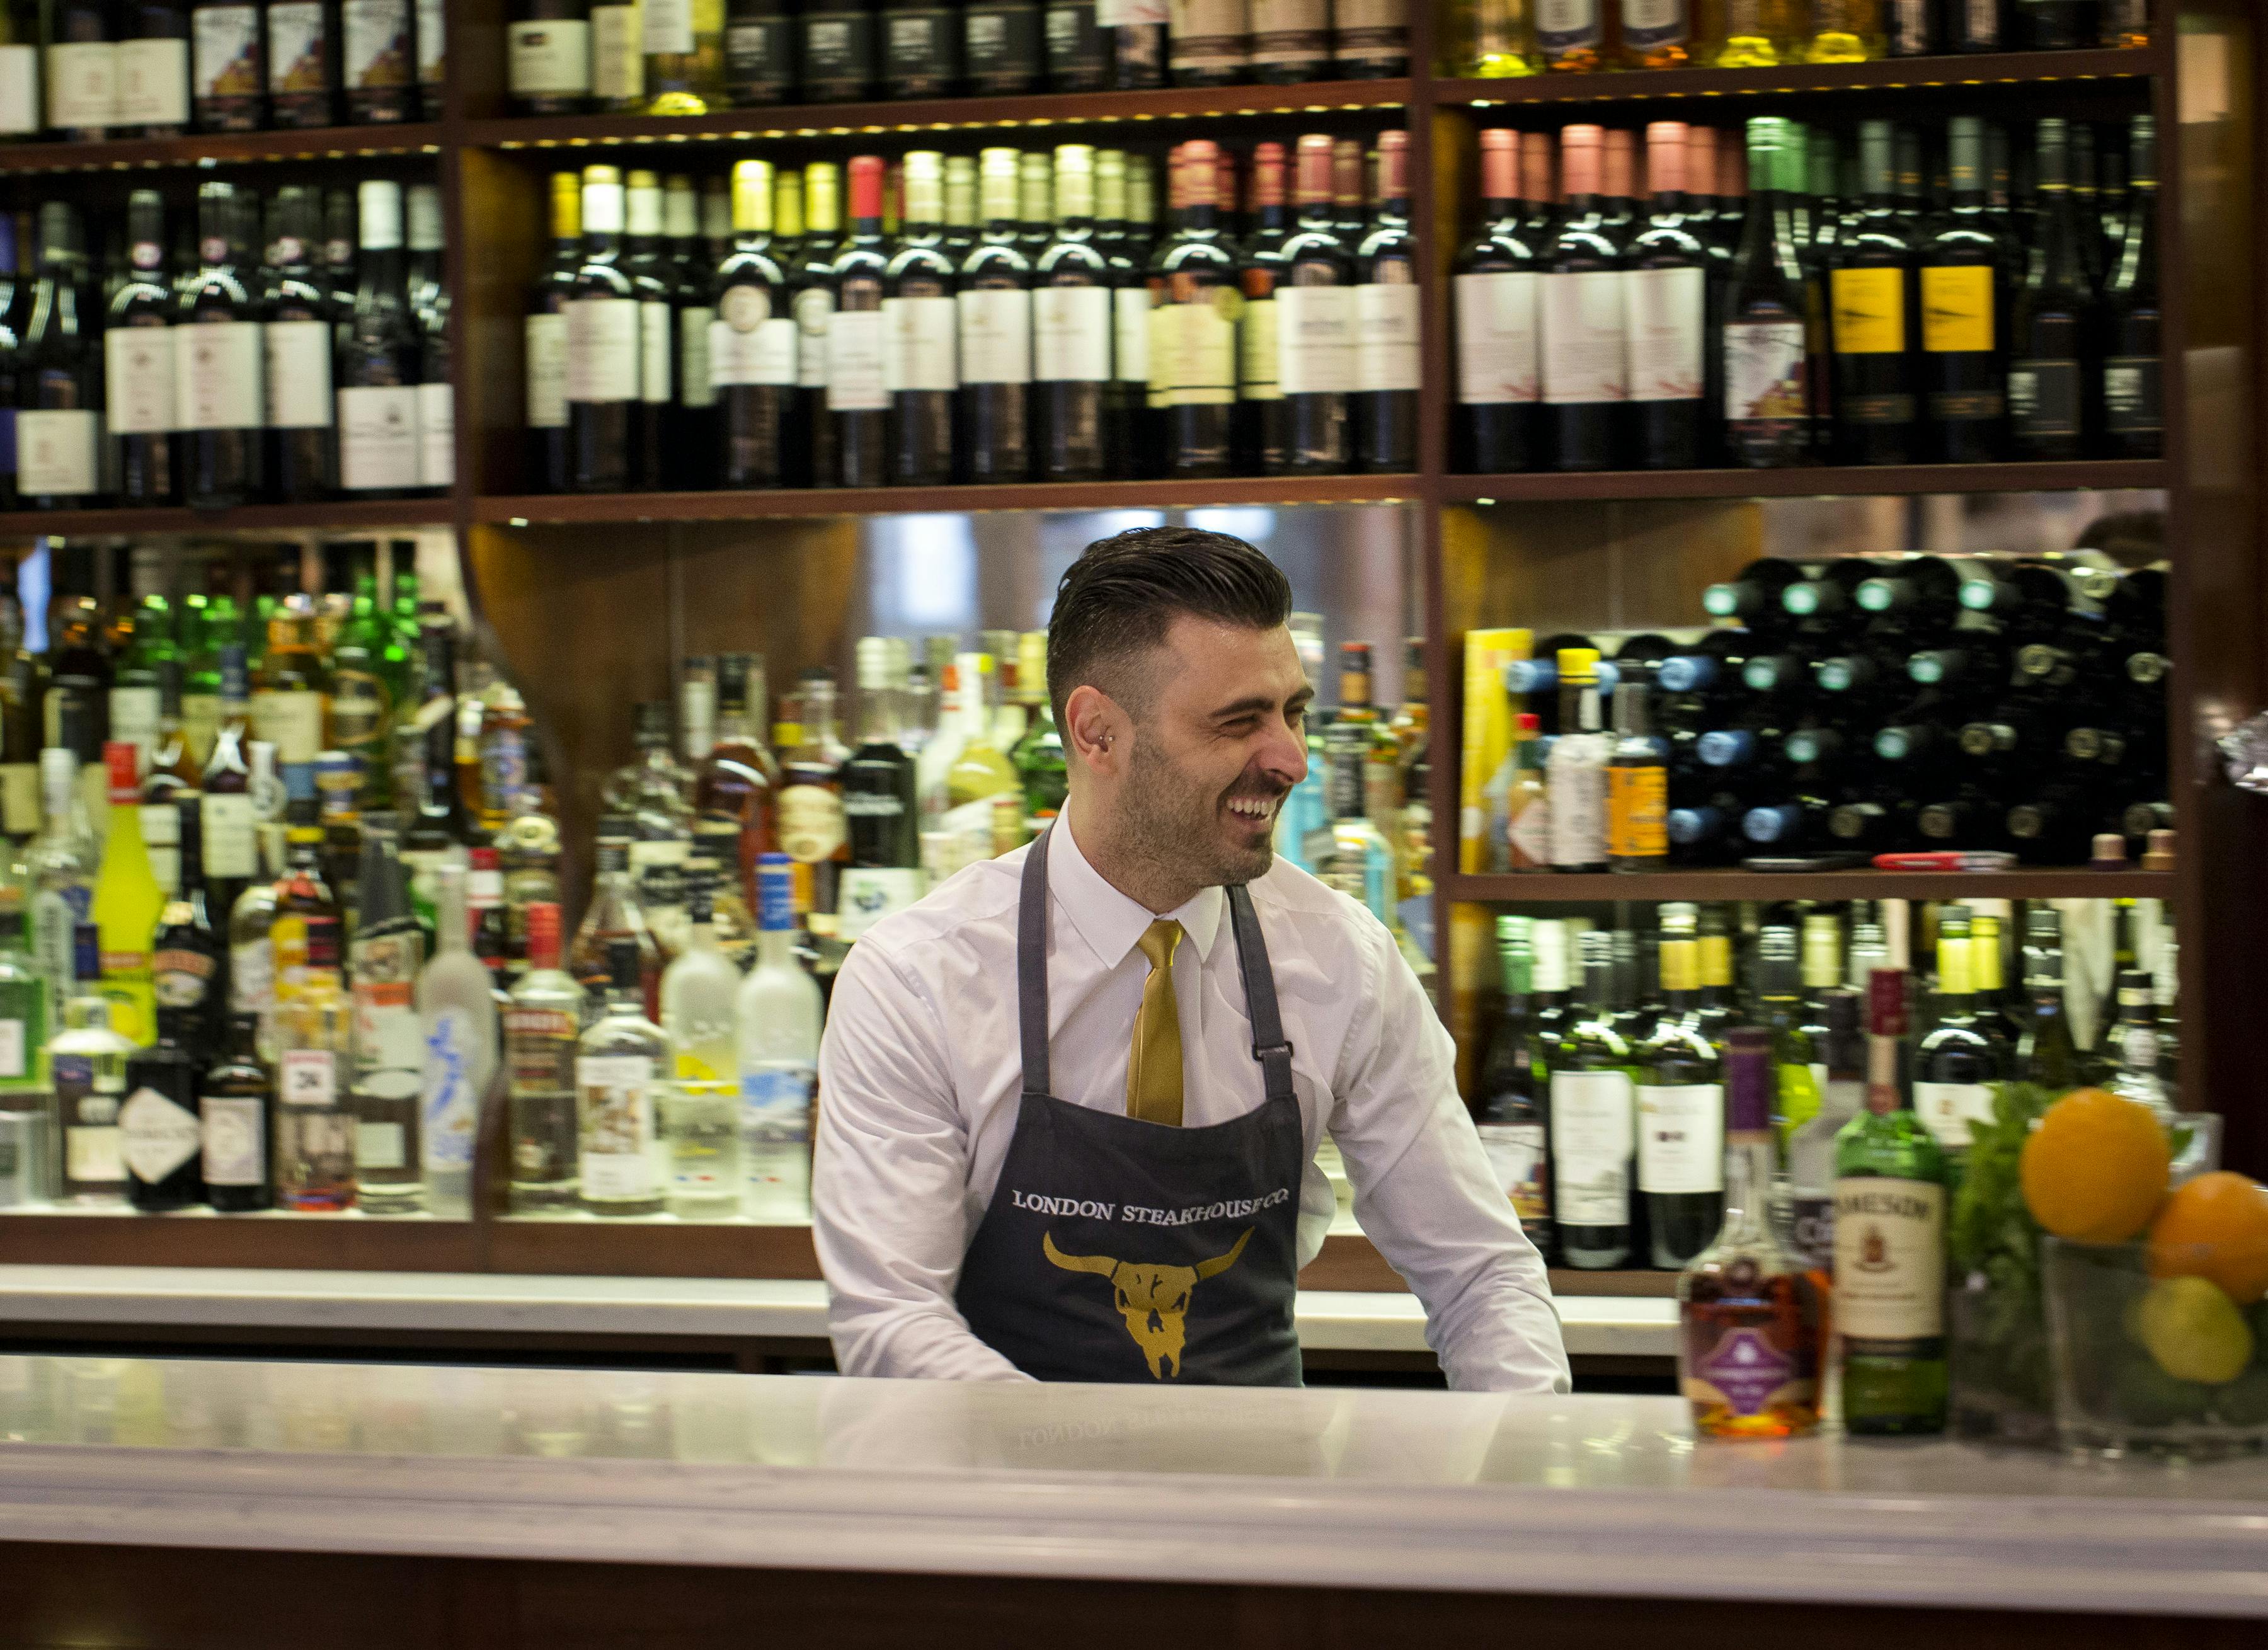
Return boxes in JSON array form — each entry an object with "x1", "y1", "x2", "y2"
[{"x1": 1046, "y1": 525, "x2": 1294, "y2": 735}]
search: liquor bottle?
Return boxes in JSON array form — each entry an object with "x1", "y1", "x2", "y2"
[
  {"x1": 47, "y1": 0, "x2": 118, "y2": 140},
  {"x1": 2007, "y1": 119, "x2": 2093, "y2": 461},
  {"x1": 88, "y1": 743, "x2": 161, "y2": 1047},
  {"x1": 798, "y1": 0, "x2": 874, "y2": 99},
  {"x1": 1249, "y1": 0, "x2": 1324, "y2": 79},
  {"x1": 1147, "y1": 140, "x2": 1239, "y2": 478},
  {"x1": 880, "y1": 151, "x2": 959, "y2": 486},
  {"x1": 188, "y1": 0, "x2": 260, "y2": 129},
  {"x1": 1475, "y1": 916, "x2": 1551, "y2": 1258},
  {"x1": 1834, "y1": 966, "x2": 1949, "y2": 1435},
  {"x1": 842, "y1": 636, "x2": 920, "y2": 873},
  {"x1": 1637, "y1": 927, "x2": 1722, "y2": 1266},
  {"x1": 336, "y1": 178, "x2": 424, "y2": 495},
  {"x1": 1552, "y1": 928, "x2": 1634, "y2": 1268},
  {"x1": 953, "y1": 147, "x2": 1033, "y2": 483},
  {"x1": 263, "y1": 186, "x2": 337, "y2": 501},
  {"x1": 1537, "y1": 0, "x2": 1603, "y2": 69},
  {"x1": 577, "y1": 935, "x2": 667, "y2": 1216},
  {"x1": 18, "y1": 203, "x2": 103, "y2": 511},
  {"x1": 0, "y1": 906, "x2": 47, "y2": 1102},
  {"x1": 2015, "y1": 905, "x2": 2080, "y2": 1089},
  {"x1": 1603, "y1": 680, "x2": 1666, "y2": 872},
  {"x1": 731, "y1": 853, "x2": 819, "y2": 1220},
  {"x1": 642, "y1": 0, "x2": 725, "y2": 112},
  {"x1": 273, "y1": 985, "x2": 355, "y2": 1210},
  {"x1": 199, "y1": 1010, "x2": 271, "y2": 1210},
  {"x1": 176, "y1": 181, "x2": 265, "y2": 507},
  {"x1": 1828, "y1": 120, "x2": 1919, "y2": 464},
  {"x1": 690, "y1": 652, "x2": 779, "y2": 902},
  {"x1": 1618, "y1": 0, "x2": 1688, "y2": 66},
  {"x1": 2105, "y1": 968, "x2": 2171, "y2": 1121},
  {"x1": 1334, "y1": 0, "x2": 1404, "y2": 74},
  {"x1": 1677, "y1": 1026, "x2": 1824, "y2": 1438},
  {"x1": 1784, "y1": 986, "x2": 1861, "y2": 1273},
  {"x1": 1027, "y1": 144, "x2": 1111, "y2": 482},
  {"x1": 1545, "y1": 648, "x2": 1608, "y2": 872},
  {"x1": 1721, "y1": 117, "x2": 1811, "y2": 468},
  {"x1": 122, "y1": 1000, "x2": 202, "y2": 1210},
  {"x1": 151, "y1": 796, "x2": 222, "y2": 1058},
  {"x1": 510, "y1": 0, "x2": 592, "y2": 112},
  {"x1": 345, "y1": 816, "x2": 423, "y2": 1210},
  {"x1": 1917, "y1": 116, "x2": 2009, "y2": 462},
  {"x1": 1538, "y1": 125, "x2": 1625, "y2": 471},
  {"x1": 1349, "y1": 129, "x2": 1418, "y2": 474},
  {"x1": 50, "y1": 929, "x2": 134, "y2": 1206},
  {"x1": 660, "y1": 870, "x2": 738, "y2": 1080},
  {"x1": 414, "y1": 861, "x2": 495, "y2": 1217},
  {"x1": 339, "y1": 0, "x2": 415, "y2": 120},
  {"x1": 824, "y1": 156, "x2": 891, "y2": 487},
  {"x1": 2099, "y1": 118, "x2": 2159, "y2": 455},
  {"x1": 503, "y1": 900, "x2": 583, "y2": 1210},
  {"x1": 570, "y1": 816, "x2": 663, "y2": 1017},
  {"x1": 565, "y1": 165, "x2": 638, "y2": 493},
  {"x1": 105, "y1": 190, "x2": 178, "y2": 507},
  {"x1": 712, "y1": 158, "x2": 794, "y2": 489}
]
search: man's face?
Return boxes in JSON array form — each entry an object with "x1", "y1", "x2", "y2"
[{"x1": 1114, "y1": 616, "x2": 1311, "y2": 888}]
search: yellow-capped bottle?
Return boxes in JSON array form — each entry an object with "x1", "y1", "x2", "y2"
[{"x1": 91, "y1": 742, "x2": 163, "y2": 1046}]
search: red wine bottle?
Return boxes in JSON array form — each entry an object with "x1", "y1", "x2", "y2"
[
  {"x1": 1829, "y1": 120, "x2": 1920, "y2": 466},
  {"x1": 263, "y1": 185, "x2": 338, "y2": 502},
  {"x1": 1032, "y1": 143, "x2": 1111, "y2": 482},
  {"x1": 956, "y1": 146, "x2": 1033, "y2": 482},
  {"x1": 1626, "y1": 118, "x2": 1709, "y2": 471},
  {"x1": 713, "y1": 158, "x2": 794, "y2": 490},
  {"x1": 525, "y1": 171, "x2": 580, "y2": 492},
  {"x1": 564, "y1": 165, "x2": 638, "y2": 493},
  {"x1": 1235, "y1": 141, "x2": 1291, "y2": 472},
  {"x1": 1350, "y1": 129, "x2": 1417, "y2": 474},
  {"x1": 884, "y1": 150, "x2": 959, "y2": 486},
  {"x1": 827, "y1": 156, "x2": 890, "y2": 488},
  {"x1": 105, "y1": 189, "x2": 179, "y2": 507},
  {"x1": 1540, "y1": 124, "x2": 1627, "y2": 473},
  {"x1": 622, "y1": 169, "x2": 674, "y2": 490},
  {"x1": 1271, "y1": 133, "x2": 1354, "y2": 475},
  {"x1": 178, "y1": 181, "x2": 266, "y2": 507},
  {"x1": 1721, "y1": 117, "x2": 1812, "y2": 469},
  {"x1": 1146, "y1": 139, "x2": 1239, "y2": 478},
  {"x1": 2099, "y1": 114, "x2": 2160, "y2": 458},
  {"x1": 1453, "y1": 129, "x2": 1540, "y2": 474}
]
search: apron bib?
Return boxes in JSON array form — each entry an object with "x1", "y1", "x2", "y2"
[{"x1": 953, "y1": 825, "x2": 1305, "y2": 1385}]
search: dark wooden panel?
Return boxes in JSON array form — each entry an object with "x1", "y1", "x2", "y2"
[
  {"x1": 478, "y1": 475, "x2": 1425, "y2": 524},
  {"x1": 0, "y1": 1213, "x2": 483, "y2": 1271},
  {"x1": 1441, "y1": 461, "x2": 2172, "y2": 502},
  {"x1": 484, "y1": 1217, "x2": 826, "y2": 1280},
  {"x1": 1435, "y1": 44, "x2": 2165, "y2": 106},
  {"x1": 1446, "y1": 871, "x2": 2181, "y2": 903},
  {"x1": 0, "y1": 498, "x2": 453, "y2": 544},
  {"x1": 0, "y1": 123, "x2": 446, "y2": 176},
  {"x1": 455, "y1": 147, "x2": 549, "y2": 500}
]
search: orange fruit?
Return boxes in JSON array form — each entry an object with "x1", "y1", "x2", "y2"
[
  {"x1": 2148, "y1": 1172, "x2": 2268, "y2": 1307},
  {"x1": 2020, "y1": 1087, "x2": 2170, "y2": 1244}
]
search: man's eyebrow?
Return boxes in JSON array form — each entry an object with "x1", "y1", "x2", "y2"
[{"x1": 1208, "y1": 686, "x2": 1312, "y2": 720}]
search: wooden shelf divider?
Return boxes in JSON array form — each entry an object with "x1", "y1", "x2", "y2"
[
  {"x1": 1443, "y1": 869, "x2": 2180, "y2": 904},
  {"x1": 0, "y1": 122, "x2": 447, "y2": 176},
  {"x1": 1435, "y1": 43, "x2": 2163, "y2": 108}
]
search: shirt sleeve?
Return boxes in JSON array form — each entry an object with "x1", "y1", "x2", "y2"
[
  {"x1": 813, "y1": 939, "x2": 1034, "y2": 1384},
  {"x1": 1325, "y1": 910, "x2": 1572, "y2": 1395}
]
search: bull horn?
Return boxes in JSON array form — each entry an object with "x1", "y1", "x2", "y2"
[
  {"x1": 1194, "y1": 1228, "x2": 1254, "y2": 1280},
  {"x1": 1042, "y1": 1232, "x2": 1120, "y2": 1276}
]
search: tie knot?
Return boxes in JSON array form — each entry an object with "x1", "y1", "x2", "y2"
[{"x1": 1138, "y1": 919, "x2": 1184, "y2": 971}]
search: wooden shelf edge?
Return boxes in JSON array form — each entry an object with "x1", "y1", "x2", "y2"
[
  {"x1": 0, "y1": 497, "x2": 457, "y2": 540},
  {"x1": 484, "y1": 1217, "x2": 824, "y2": 1279},
  {"x1": 465, "y1": 78, "x2": 1412, "y2": 150},
  {"x1": 0, "y1": 122, "x2": 447, "y2": 176},
  {"x1": 1442, "y1": 868, "x2": 2180, "y2": 903},
  {"x1": 1442, "y1": 459, "x2": 2173, "y2": 503},
  {"x1": 0, "y1": 1211, "x2": 483, "y2": 1271},
  {"x1": 1436, "y1": 43, "x2": 2165, "y2": 107},
  {"x1": 476, "y1": 475, "x2": 1426, "y2": 524}
]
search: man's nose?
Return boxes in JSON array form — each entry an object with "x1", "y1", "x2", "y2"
[{"x1": 1258, "y1": 719, "x2": 1308, "y2": 784}]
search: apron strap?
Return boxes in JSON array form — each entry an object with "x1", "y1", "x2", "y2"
[
  {"x1": 1017, "y1": 823, "x2": 1054, "y2": 1101},
  {"x1": 1226, "y1": 883, "x2": 1297, "y2": 1104}
]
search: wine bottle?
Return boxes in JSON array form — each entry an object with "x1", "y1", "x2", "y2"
[
  {"x1": 1335, "y1": 0, "x2": 1404, "y2": 75},
  {"x1": 0, "y1": 0, "x2": 36, "y2": 139},
  {"x1": 965, "y1": 0, "x2": 1040, "y2": 92},
  {"x1": 1017, "y1": 150, "x2": 1053, "y2": 261},
  {"x1": 827, "y1": 156, "x2": 891, "y2": 488},
  {"x1": 117, "y1": 0, "x2": 191, "y2": 137},
  {"x1": 1637, "y1": 927, "x2": 1723, "y2": 1267},
  {"x1": 1620, "y1": 0, "x2": 1690, "y2": 67},
  {"x1": 665, "y1": 173, "x2": 713, "y2": 490},
  {"x1": 1250, "y1": 0, "x2": 1324, "y2": 80},
  {"x1": 956, "y1": 147, "x2": 1033, "y2": 483},
  {"x1": 336, "y1": 178, "x2": 423, "y2": 495},
  {"x1": 2098, "y1": 116, "x2": 2158, "y2": 454},
  {"x1": 527, "y1": 171, "x2": 580, "y2": 493},
  {"x1": 1946, "y1": 0, "x2": 2002, "y2": 50},
  {"x1": 1918, "y1": 116, "x2": 2012, "y2": 462},
  {"x1": 563, "y1": 165, "x2": 638, "y2": 492},
  {"x1": 260, "y1": 0, "x2": 332, "y2": 123},
  {"x1": 1541, "y1": 124, "x2": 1627, "y2": 472},
  {"x1": 1265, "y1": 133, "x2": 1354, "y2": 476},
  {"x1": 1884, "y1": 0, "x2": 1933, "y2": 54},
  {"x1": 799, "y1": 0, "x2": 875, "y2": 100},
  {"x1": 1233, "y1": 142, "x2": 1289, "y2": 470},
  {"x1": 1167, "y1": 0, "x2": 1246, "y2": 84},
  {"x1": 1147, "y1": 140, "x2": 1239, "y2": 478},
  {"x1": 105, "y1": 190, "x2": 178, "y2": 507},
  {"x1": 510, "y1": 0, "x2": 592, "y2": 113},
  {"x1": 414, "y1": 0, "x2": 442, "y2": 117},
  {"x1": 589, "y1": 0, "x2": 642, "y2": 107},
  {"x1": 881, "y1": 0, "x2": 957, "y2": 98},
  {"x1": 642, "y1": 0, "x2": 725, "y2": 112},
  {"x1": 47, "y1": 0, "x2": 118, "y2": 140},
  {"x1": 1830, "y1": 120, "x2": 1919, "y2": 464},
  {"x1": 1475, "y1": 917, "x2": 1552, "y2": 1259},
  {"x1": 1627, "y1": 118, "x2": 1709, "y2": 469},
  {"x1": 2007, "y1": 118, "x2": 2093, "y2": 461},
  {"x1": 883, "y1": 150, "x2": 959, "y2": 486},
  {"x1": 1537, "y1": 0, "x2": 1603, "y2": 69},
  {"x1": 1107, "y1": 0, "x2": 1168, "y2": 87},
  {"x1": 1349, "y1": 129, "x2": 1418, "y2": 474},
  {"x1": 1101, "y1": 149, "x2": 1151, "y2": 475},
  {"x1": 188, "y1": 0, "x2": 261, "y2": 130},
  {"x1": 723, "y1": 0, "x2": 791, "y2": 103},
  {"x1": 1453, "y1": 127, "x2": 1541, "y2": 474},
  {"x1": 1045, "y1": 0, "x2": 1104, "y2": 88},
  {"x1": 18, "y1": 203, "x2": 104, "y2": 510},
  {"x1": 1032, "y1": 142, "x2": 1111, "y2": 483},
  {"x1": 1553, "y1": 928, "x2": 1635, "y2": 1268},
  {"x1": 623, "y1": 168, "x2": 673, "y2": 488},
  {"x1": 339, "y1": 0, "x2": 415, "y2": 122},
  {"x1": 782, "y1": 163, "x2": 837, "y2": 487},
  {"x1": 176, "y1": 180, "x2": 266, "y2": 508},
  {"x1": 1721, "y1": 116, "x2": 1812, "y2": 468},
  {"x1": 713, "y1": 158, "x2": 794, "y2": 490}
]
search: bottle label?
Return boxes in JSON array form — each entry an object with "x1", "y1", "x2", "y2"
[
  {"x1": 1477, "y1": 1120, "x2": 1548, "y2": 1223},
  {"x1": 229, "y1": 934, "x2": 275, "y2": 1016},
  {"x1": 639, "y1": 299, "x2": 673, "y2": 404},
  {"x1": 779, "y1": 783, "x2": 849, "y2": 863},
  {"x1": 677, "y1": 304, "x2": 714, "y2": 407},
  {"x1": 105, "y1": 328, "x2": 178, "y2": 436},
  {"x1": 16, "y1": 410, "x2": 100, "y2": 497},
  {"x1": 279, "y1": 1048, "x2": 338, "y2": 1108},
  {"x1": 882, "y1": 295, "x2": 959, "y2": 392},
  {"x1": 1920, "y1": 264, "x2": 1993, "y2": 353},
  {"x1": 826, "y1": 307, "x2": 890, "y2": 409},
  {"x1": 957, "y1": 288, "x2": 1033, "y2": 385},
  {"x1": 115, "y1": 36, "x2": 190, "y2": 126},
  {"x1": 1166, "y1": 0, "x2": 1249, "y2": 74},
  {"x1": 1454, "y1": 271, "x2": 1540, "y2": 405},
  {"x1": 190, "y1": 8, "x2": 260, "y2": 105},
  {"x1": 0, "y1": 44, "x2": 35, "y2": 134},
  {"x1": 141, "y1": 804, "x2": 183, "y2": 899},
  {"x1": 355, "y1": 1118, "x2": 406, "y2": 1169},
  {"x1": 1545, "y1": 735, "x2": 1606, "y2": 866},
  {"x1": 726, "y1": 16, "x2": 793, "y2": 95},
  {"x1": 1722, "y1": 318, "x2": 1807, "y2": 427},
  {"x1": 1100, "y1": 0, "x2": 1172, "y2": 25},
  {"x1": 1913, "y1": 1080, "x2": 1996, "y2": 1149},
  {"x1": 47, "y1": 40, "x2": 117, "y2": 129},
  {"x1": 578, "y1": 1053, "x2": 657, "y2": 1198},
  {"x1": 592, "y1": 3, "x2": 646, "y2": 98},
  {"x1": 1636, "y1": 1083, "x2": 1723, "y2": 1194},
  {"x1": 1832, "y1": 1176, "x2": 1946, "y2": 1344},
  {"x1": 265, "y1": 318, "x2": 335, "y2": 428},
  {"x1": 122, "y1": 1085, "x2": 203, "y2": 1185},
  {"x1": 1536, "y1": 0, "x2": 1601, "y2": 51},
  {"x1": 1276, "y1": 284, "x2": 1355, "y2": 396},
  {"x1": 111, "y1": 685, "x2": 161, "y2": 763},
  {"x1": 1540, "y1": 271, "x2": 1627, "y2": 404},
  {"x1": 1151, "y1": 300, "x2": 1236, "y2": 406},
  {"x1": 1332, "y1": 0, "x2": 1402, "y2": 57},
  {"x1": 966, "y1": 0, "x2": 1041, "y2": 81},
  {"x1": 642, "y1": 0, "x2": 696, "y2": 54},
  {"x1": 67, "y1": 1125, "x2": 125, "y2": 1187},
  {"x1": 417, "y1": 380, "x2": 454, "y2": 485},
  {"x1": 336, "y1": 384, "x2": 422, "y2": 490},
  {"x1": 1238, "y1": 295, "x2": 1280, "y2": 400},
  {"x1": 1046, "y1": 0, "x2": 1104, "y2": 73},
  {"x1": 1792, "y1": 1193, "x2": 1834, "y2": 1274},
  {"x1": 566, "y1": 295, "x2": 640, "y2": 402},
  {"x1": 251, "y1": 688, "x2": 326, "y2": 764},
  {"x1": 794, "y1": 286, "x2": 834, "y2": 390},
  {"x1": 799, "y1": 13, "x2": 873, "y2": 91},
  {"x1": 710, "y1": 307, "x2": 799, "y2": 387},
  {"x1": 1620, "y1": 0, "x2": 1687, "y2": 47},
  {"x1": 884, "y1": 6, "x2": 955, "y2": 86},
  {"x1": 1249, "y1": 0, "x2": 1327, "y2": 60},
  {"x1": 1626, "y1": 266, "x2": 1703, "y2": 403},
  {"x1": 1605, "y1": 763, "x2": 1666, "y2": 859},
  {"x1": 1505, "y1": 782, "x2": 1550, "y2": 870},
  {"x1": 0, "y1": 1018, "x2": 19, "y2": 1081},
  {"x1": 203, "y1": 792, "x2": 258, "y2": 879},
  {"x1": 1550, "y1": 1070, "x2": 1632, "y2": 1225},
  {"x1": 1113, "y1": 286, "x2": 1151, "y2": 384},
  {"x1": 0, "y1": 764, "x2": 32, "y2": 838},
  {"x1": 2008, "y1": 357, "x2": 2080, "y2": 440},
  {"x1": 741, "y1": 1063, "x2": 815, "y2": 1140},
  {"x1": 176, "y1": 319, "x2": 266, "y2": 432},
  {"x1": 1830, "y1": 266, "x2": 1906, "y2": 354},
  {"x1": 2104, "y1": 355, "x2": 2162, "y2": 435},
  {"x1": 202, "y1": 1093, "x2": 267, "y2": 1186},
  {"x1": 1033, "y1": 285, "x2": 1111, "y2": 382},
  {"x1": 506, "y1": 1005, "x2": 579, "y2": 1095},
  {"x1": 525, "y1": 311, "x2": 569, "y2": 427},
  {"x1": 268, "y1": 3, "x2": 332, "y2": 96},
  {"x1": 1353, "y1": 280, "x2": 1421, "y2": 393},
  {"x1": 1686, "y1": 1326, "x2": 1811, "y2": 1421},
  {"x1": 340, "y1": 0, "x2": 413, "y2": 90},
  {"x1": 421, "y1": 1006, "x2": 482, "y2": 1170}
]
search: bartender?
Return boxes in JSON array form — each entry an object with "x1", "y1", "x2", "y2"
[{"x1": 814, "y1": 526, "x2": 1569, "y2": 1392}]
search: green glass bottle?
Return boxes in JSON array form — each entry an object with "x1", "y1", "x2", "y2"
[
  {"x1": 2015, "y1": 906, "x2": 2082, "y2": 1089},
  {"x1": 1475, "y1": 915, "x2": 1551, "y2": 1259},
  {"x1": 110, "y1": 592, "x2": 177, "y2": 769},
  {"x1": 1834, "y1": 966, "x2": 1949, "y2": 1436},
  {"x1": 1009, "y1": 631, "x2": 1066, "y2": 827},
  {"x1": 1552, "y1": 927, "x2": 1636, "y2": 1271},
  {"x1": 1754, "y1": 925, "x2": 1817, "y2": 1140},
  {"x1": 329, "y1": 555, "x2": 415, "y2": 811}
]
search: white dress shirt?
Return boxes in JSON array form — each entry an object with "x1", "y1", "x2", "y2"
[{"x1": 813, "y1": 815, "x2": 1571, "y2": 1394}]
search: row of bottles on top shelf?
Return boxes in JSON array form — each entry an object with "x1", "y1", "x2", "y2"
[
  {"x1": 0, "y1": 175, "x2": 452, "y2": 510},
  {"x1": 534, "y1": 133, "x2": 1418, "y2": 492},
  {"x1": 1453, "y1": 112, "x2": 2160, "y2": 473},
  {"x1": 1457, "y1": 545, "x2": 2171, "y2": 873},
  {"x1": 1445, "y1": 0, "x2": 2150, "y2": 77}
]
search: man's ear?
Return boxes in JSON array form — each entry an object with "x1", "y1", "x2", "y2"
[{"x1": 1065, "y1": 683, "x2": 1128, "y2": 776}]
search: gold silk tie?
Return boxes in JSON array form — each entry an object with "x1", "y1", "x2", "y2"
[{"x1": 1125, "y1": 919, "x2": 1186, "y2": 1127}]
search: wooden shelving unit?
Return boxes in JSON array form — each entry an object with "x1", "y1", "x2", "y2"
[
  {"x1": 1445, "y1": 869, "x2": 2180, "y2": 904},
  {"x1": 0, "y1": 121, "x2": 446, "y2": 174}
]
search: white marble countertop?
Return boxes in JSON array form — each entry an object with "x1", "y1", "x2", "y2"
[
  {"x1": 0, "y1": 1264, "x2": 1677, "y2": 1359},
  {"x1": 3, "y1": 1356, "x2": 2267, "y2": 1617}
]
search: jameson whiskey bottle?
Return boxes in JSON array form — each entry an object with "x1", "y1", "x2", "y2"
[{"x1": 1833, "y1": 966, "x2": 1949, "y2": 1436}]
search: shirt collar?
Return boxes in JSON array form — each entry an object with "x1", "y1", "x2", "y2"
[{"x1": 1051, "y1": 814, "x2": 1226, "y2": 968}]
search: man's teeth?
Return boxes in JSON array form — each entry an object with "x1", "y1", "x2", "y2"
[{"x1": 1227, "y1": 798, "x2": 1274, "y2": 818}]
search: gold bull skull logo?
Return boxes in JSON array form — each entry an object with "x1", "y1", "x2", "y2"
[{"x1": 1042, "y1": 1228, "x2": 1253, "y2": 1380}]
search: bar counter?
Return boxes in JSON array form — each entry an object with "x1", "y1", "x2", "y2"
[{"x1": 3, "y1": 1353, "x2": 2265, "y2": 1647}]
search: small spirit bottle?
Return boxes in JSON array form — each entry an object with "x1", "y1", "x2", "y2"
[
  {"x1": 273, "y1": 988, "x2": 357, "y2": 1212},
  {"x1": 416, "y1": 861, "x2": 500, "y2": 1218},
  {"x1": 506, "y1": 902, "x2": 587, "y2": 1212},
  {"x1": 1678, "y1": 1027, "x2": 1824, "y2": 1439},
  {"x1": 735, "y1": 852, "x2": 820, "y2": 1221},
  {"x1": 200, "y1": 1011, "x2": 273, "y2": 1212},
  {"x1": 49, "y1": 928, "x2": 135, "y2": 1207},
  {"x1": 578, "y1": 936, "x2": 668, "y2": 1217}
]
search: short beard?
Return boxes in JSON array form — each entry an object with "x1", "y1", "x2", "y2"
[{"x1": 1118, "y1": 732, "x2": 1277, "y2": 898}]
